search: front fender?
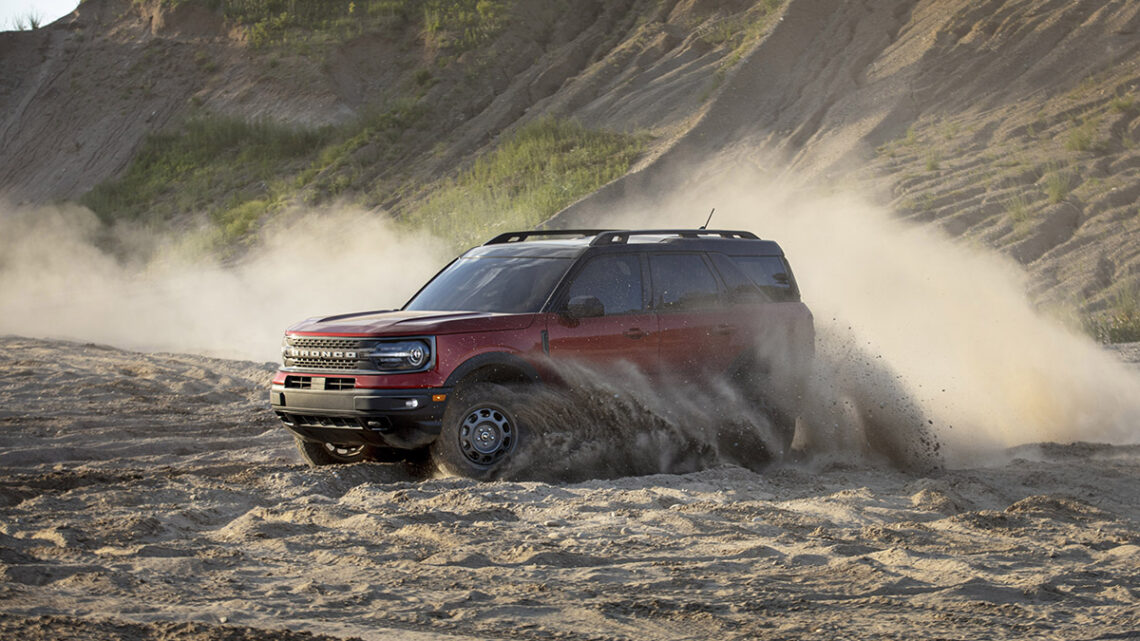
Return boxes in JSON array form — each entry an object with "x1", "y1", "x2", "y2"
[{"x1": 443, "y1": 351, "x2": 543, "y2": 388}]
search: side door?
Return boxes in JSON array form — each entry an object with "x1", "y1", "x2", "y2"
[
  {"x1": 545, "y1": 253, "x2": 659, "y2": 373},
  {"x1": 648, "y1": 252, "x2": 737, "y2": 383}
]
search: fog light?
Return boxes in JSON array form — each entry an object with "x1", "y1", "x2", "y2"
[{"x1": 404, "y1": 399, "x2": 420, "y2": 409}]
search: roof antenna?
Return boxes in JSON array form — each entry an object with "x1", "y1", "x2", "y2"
[{"x1": 700, "y1": 208, "x2": 715, "y2": 230}]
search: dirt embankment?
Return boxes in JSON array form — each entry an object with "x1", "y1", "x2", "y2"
[
  {"x1": 555, "y1": 0, "x2": 1140, "y2": 314},
  {"x1": 4, "y1": 0, "x2": 1137, "y2": 308},
  {"x1": 1, "y1": 335, "x2": 1140, "y2": 641},
  {"x1": 0, "y1": 0, "x2": 761, "y2": 206}
]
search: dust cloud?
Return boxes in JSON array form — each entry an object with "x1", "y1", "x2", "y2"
[
  {"x1": 5, "y1": 160, "x2": 1140, "y2": 470},
  {"x1": 0, "y1": 202, "x2": 450, "y2": 362},
  {"x1": 497, "y1": 360, "x2": 788, "y2": 482},
  {"x1": 492, "y1": 329, "x2": 942, "y2": 481},
  {"x1": 601, "y1": 161, "x2": 1140, "y2": 465}
]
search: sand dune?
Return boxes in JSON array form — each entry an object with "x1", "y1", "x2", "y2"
[{"x1": 1, "y1": 336, "x2": 1138, "y2": 640}]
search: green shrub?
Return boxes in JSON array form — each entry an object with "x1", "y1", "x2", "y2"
[
  {"x1": 218, "y1": 198, "x2": 273, "y2": 241},
  {"x1": 1065, "y1": 117, "x2": 1100, "y2": 152},
  {"x1": 924, "y1": 151, "x2": 940, "y2": 172},
  {"x1": 1086, "y1": 309, "x2": 1140, "y2": 343},
  {"x1": 1042, "y1": 164, "x2": 1077, "y2": 204},
  {"x1": 1111, "y1": 93, "x2": 1136, "y2": 113},
  {"x1": 8, "y1": 11, "x2": 43, "y2": 30},
  {"x1": 903, "y1": 125, "x2": 919, "y2": 146},
  {"x1": 1004, "y1": 189, "x2": 1033, "y2": 225},
  {"x1": 1085, "y1": 286, "x2": 1140, "y2": 343}
]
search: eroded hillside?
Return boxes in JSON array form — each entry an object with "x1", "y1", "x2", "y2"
[
  {"x1": 556, "y1": 0, "x2": 1140, "y2": 332},
  {"x1": 2, "y1": 0, "x2": 1139, "y2": 331},
  {"x1": 0, "y1": 0, "x2": 783, "y2": 247}
]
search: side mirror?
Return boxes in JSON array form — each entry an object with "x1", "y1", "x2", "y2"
[{"x1": 565, "y1": 295, "x2": 605, "y2": 319}]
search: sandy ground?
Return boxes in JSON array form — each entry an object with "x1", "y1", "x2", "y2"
[{"x1": 1, "y1": 335, "x2": 1139, "y2": 640}]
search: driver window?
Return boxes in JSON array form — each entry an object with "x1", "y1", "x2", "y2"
[{"x1": 564, "y1": 254, "x2": 644, "y2": 316}]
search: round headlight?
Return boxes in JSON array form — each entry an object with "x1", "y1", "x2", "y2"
[
  {"x1": 407, "y1": 345, "x2": 427, "y2": 367},
  {"x1": 371, "y1": 339, "x2": 432, "y2": 371}
]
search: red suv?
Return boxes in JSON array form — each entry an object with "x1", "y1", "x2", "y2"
[{"x1": 270, "y1": 229, "x2": 814, "y2": 478}]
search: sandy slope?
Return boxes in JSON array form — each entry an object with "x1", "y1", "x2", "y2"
[
  {"x1": 554, "y1": 0, "x2": 1140, "y2": 315},
  {"x1": 1, "y1": 335, "x2": 1138, "y2": 640}
]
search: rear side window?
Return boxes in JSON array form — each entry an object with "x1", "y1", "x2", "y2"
[
  {"x1": 650, "y1": 254, "x2": 722, "y2": 312},
  {"x1": 730, "y1": 255, "x2": 800, "y2": 302},
  {"x1": 564, "y1": 254, "x2": 645, "y2": 315},
  {"x1": 709, "y1": 254, "x2": 765, "y2": 305}
]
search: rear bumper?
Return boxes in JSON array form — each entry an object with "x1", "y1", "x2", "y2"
[{"x1": 270, "y1": 385, "x2": 451, "y2": 450}]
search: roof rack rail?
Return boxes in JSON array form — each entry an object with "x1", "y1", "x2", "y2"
[
  {"x1": 590, "y1": 229, "x2": 759, "y2": 246},
  {"x1": 484, "y1": 229, "x2": 613, "y2": 245}
]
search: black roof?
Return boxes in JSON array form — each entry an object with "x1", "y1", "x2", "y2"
[
  {"x1": 484, "y1": 229, "x2": 759, "y2": 245},
  {"x1": 468, "y1": 228, "x2": 785, "y2": 258}
]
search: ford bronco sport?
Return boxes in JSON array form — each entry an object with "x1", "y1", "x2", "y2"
[{"x1": 271, "y1": 229, "x2": 814, "y2": 478}]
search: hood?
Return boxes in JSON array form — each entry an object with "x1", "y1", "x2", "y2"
[{"x1": 286, "y1": 309, "x2": 537, "y2": 336}]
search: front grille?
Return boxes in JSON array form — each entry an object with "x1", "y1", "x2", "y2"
[
  {"x1": 325, "y1": 377, "x2": 355, "y2": 390},
  {"x1": 290, "y1": 414, "x2": 363, "y2": 429},
  {"x1": 289, "y1": 337, "x2": 364, "y2": 350},
  {"x1": 284, "y1": 336, "x2": 375, "y2": 372},
  {"x1": 285, "y1": 376, "x2": 312, "y2": 389},
  {"x1": 288, "y1": 356, "x2": 365, "y2": 371},
  {"x1": 283, "y1": 375, "x2": 355, "y2": 390}
]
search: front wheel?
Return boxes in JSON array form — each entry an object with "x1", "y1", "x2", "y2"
[
  {"x1": 294, "y1": 436, "x2": 374, "y2": 467},
  {"x1": 431, "y1": 383, "x2": 525, "y2": 480}
]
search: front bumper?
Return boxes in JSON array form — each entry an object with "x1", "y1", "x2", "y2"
[{"x1": 270, "y1": 383, "x2": 451, "y2": 450}]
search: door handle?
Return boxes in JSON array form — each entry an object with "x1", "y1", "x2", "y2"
[
  {"x1": 623, "y1": 328, "x2": 647, "y2": 339},
  {"x1": 713, "y1": 324, "x2": 736, "y2": 335}
]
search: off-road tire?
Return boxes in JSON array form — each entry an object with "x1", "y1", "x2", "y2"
[
  {"x1": 431, "y1": 383, "x2": 525, "y2": 480},
  {"x1": 730, "y1": 365, "x2": 799, "y2": 462}
]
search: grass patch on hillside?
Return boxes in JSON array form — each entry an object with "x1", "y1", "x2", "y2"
[
  {"x1": 1042, "y1": 164, "x2": 1077, "y2": 203},
  {"x1": 924, "y1": 151, "x2": 941, "y2": 172},
  {"x1": 421, "y1": 0, "x2": 508, "y2": 51},
  {"x1": 207, "y1": 0, "x2": 510, "y2": 50},
  {"x1": 700, "y1": 0, "x2": 787, "y2": 100},
  {"x1": 1065, "y1": 116, "x2": 1103, "y2": 153},
  {"x1": 404, "y1": 117, "x2": 650, "y2": 248},
  {"x1": 1110, "y1": 93, "x2": 1136, "y2": 113},
  {"x1": 82, "y1": 115, "x2": 331, "y2": 234},
  {"x1": 82, "y1": 102, "x2": 433, "y2": 246},
  {"x1": 1085, "y1": 285, "x2": 1140, "y2": 343},
  {"x1": 294, "y1": 99, "x2": 426, "y2": 204},
  {"x1": 1004, "y1": 188, "x2": 1034, "y2": 226},
  {"x1": 82, "y1": 112, "x2": 647, "y2": 251},
  {"x1": 700, "y1": 0, "x2": 784, "y2": 48}
]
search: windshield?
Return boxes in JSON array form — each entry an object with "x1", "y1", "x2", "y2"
[{"x1": 405, "y1": 256, "x2": 573, "y2": 313}]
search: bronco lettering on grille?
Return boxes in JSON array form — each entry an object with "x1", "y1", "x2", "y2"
[{"x1": 290, "y1": 349, "x2": 358, "y2": 358}]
